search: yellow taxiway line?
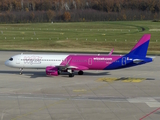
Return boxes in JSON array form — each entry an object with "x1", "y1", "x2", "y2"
[{"x1": 97, "y1": 77, "x2": 146, "y2": 83}]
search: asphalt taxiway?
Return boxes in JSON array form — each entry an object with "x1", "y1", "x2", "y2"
[{"x1": 0, "y1": 51, "x2": 160, "y2": 120}]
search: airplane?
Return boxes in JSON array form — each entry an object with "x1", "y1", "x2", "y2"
[{"x1": 5, "y1": 34, "x2": 153, "y2": 77}]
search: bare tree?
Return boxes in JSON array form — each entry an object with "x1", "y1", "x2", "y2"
[{"x1": 47, "y1": 10, "x2": 55, "y2": 22}]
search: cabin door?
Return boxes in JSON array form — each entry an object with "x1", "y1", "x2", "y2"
[
  {"x1": 122, "y1": 57, "x2": 126, "y2": 66},
  {"x1": 88, "y1": 58, "x2": 92, "y2": 65}
]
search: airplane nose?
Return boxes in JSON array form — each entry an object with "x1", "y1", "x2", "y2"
[{"x1": 5, "y1": 60, "x2": 9, "y2": 66}]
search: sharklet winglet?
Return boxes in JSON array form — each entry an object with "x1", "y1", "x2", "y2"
[{"x1": 109, "y1": 48, "x2": 114, "y2": 56}]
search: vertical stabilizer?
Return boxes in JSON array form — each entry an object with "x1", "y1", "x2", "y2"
[{"x1": 128, "y1": 34, "x2": 151, "y2": 58}]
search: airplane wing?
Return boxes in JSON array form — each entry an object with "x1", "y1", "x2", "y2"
[
  {"x1": 57, "y1": 65, "x2": 89, "y2": 71},
  {"x1": 57, "y1": 57, "x2": 72, "y2": 70},
  {"x1": 57, "y1": 57, "x2": 89, "y2": 71},
  {"x1": 69, "y1": 65, "x2": 89, "y2": 70}
]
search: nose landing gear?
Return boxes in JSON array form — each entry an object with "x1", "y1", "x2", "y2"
[{"x1": 20, "y1": 68, "x2": 23, "y2": 75}]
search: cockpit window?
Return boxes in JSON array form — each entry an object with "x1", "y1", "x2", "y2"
[{"x1": 9, "y1": 58, "x2": 13, "y2": 61}]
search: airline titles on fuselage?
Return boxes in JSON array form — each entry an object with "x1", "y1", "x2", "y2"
[
  {"x1": 93, "y1": 57, "x2": 112, "y2": 61},
  {"x1": 21, "y1": 56, "x2": 117, "y2": 65},
  {"x1": 23, "y1": 56, "x2": 42, "y2": 64}
]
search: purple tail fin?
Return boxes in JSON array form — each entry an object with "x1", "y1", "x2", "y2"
[{"x1": 128, "y1": 34, "x2": 151, "y2": 58}]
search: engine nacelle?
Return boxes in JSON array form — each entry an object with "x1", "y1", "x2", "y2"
[{"x1": 46, "y1": 66, "x2": 58, "y2": 76}]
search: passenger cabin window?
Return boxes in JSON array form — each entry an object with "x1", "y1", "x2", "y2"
[{"x1": 9, "y1": 58, "x2": 13, "y2": 61}]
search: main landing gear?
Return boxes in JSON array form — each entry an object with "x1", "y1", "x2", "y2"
[
  {"x1": 68, "y1": 70, "x2": 84, "y2": 77},
  {"x1": 68, "y1": 69, "x2": 74, "y2": 77},
  {"x1": 69, "y1": 73, "x2": 74, "y2": 77},
  {"x1": 19, "y1": 68, "x2": 23, "y2": 75},
  {"x1": 78, "y1": 70, "x2": 83, "y2": 75},
  {"x1": 58, "y1": 70, "x2": 61, "y2": 75}
]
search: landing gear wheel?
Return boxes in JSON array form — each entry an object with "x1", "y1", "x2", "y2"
[
  {"x1": 58, "y1": 70, "x2": 61, "y2": 75},
  {"x1": 78, "y1": 70, "x2": 83, "y2": 75},
  {"x1": 20, "y1": 68, "x2": 23, "y2": 75},
  {"x1": 69, "y1": 73, "x2": 74, "y2": 77}
]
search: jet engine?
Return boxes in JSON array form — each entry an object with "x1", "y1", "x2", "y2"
[{"x1": 46, "y1": 66, "x2": 58, "y2": 76}]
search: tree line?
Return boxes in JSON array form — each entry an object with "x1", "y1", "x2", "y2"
[{"x1": 0, "y1": 0, "x2": 160, "y2": 23}]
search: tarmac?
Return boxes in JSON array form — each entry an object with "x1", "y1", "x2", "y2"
[{"x1": 0, "y1": 51, "x2": 160, "y2": 120}]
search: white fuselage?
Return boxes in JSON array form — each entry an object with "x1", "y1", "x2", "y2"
[{"x1": 5, "y1": 54, "x2": 68, "y2": 69}]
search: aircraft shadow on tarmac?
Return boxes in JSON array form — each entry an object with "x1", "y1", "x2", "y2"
[
  {"x1": 0, "y1": 70, "x2": 155, "y2": 80},
  {"x1": 0, "y1": 70, "x2": 110, "y2": 78},
  {"x1": 60, "y1": 72, "x2": 111, "y2": 78},
  {"x1": 0, "y1": 70, "x2": 47, "y2": 78}
]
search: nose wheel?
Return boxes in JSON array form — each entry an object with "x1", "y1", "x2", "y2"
[{"x1": 20, "y1": 68, "x2": 23, "y2": 75}]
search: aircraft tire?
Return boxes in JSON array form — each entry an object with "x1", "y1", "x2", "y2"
[
  {"x1": 78, "y1": 70, "x2": 83, "y2": 75},
  {"x1": 69, "y1": 73, "x2": 74, "y2": 77},
  {"x1": 58, "y1": 70, "x2": 61, "y2": 75}
]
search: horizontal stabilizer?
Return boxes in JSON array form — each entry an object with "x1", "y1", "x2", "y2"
[
  {"x1": 146, "y1": 56, "x2": 156, "y2": 60},
  {"x1": 133, "y1": 59, "x2": 144, "y2": 64}
]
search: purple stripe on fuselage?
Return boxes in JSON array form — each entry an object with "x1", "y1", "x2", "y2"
[
  {"x1": 60, "y1": 55, "x2": 122, "y2": 70},
  {"x1": 131, "y1": 34, "x2": 150, "y2": 52}
]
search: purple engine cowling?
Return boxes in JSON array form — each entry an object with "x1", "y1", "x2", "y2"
[{"x1": 46, "y1": 66, "x2": 58, "y2": 76}]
